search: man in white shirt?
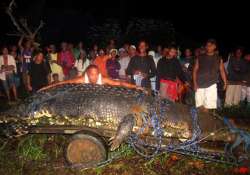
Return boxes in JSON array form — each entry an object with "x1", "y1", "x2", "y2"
[
  {"x1": 148, "y1": 50, "x2": 160, "y2": 92},
  {"x1": 0, "y1": 47, "x2": 18, "y2": 102},
  {"x1": 118, "y1": 48, "x2": 130, "y2": 80}
]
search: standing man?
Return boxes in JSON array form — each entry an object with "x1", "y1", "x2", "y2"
[
  {"x1": 27, "y1": 52, "x2": 51, "y2": 92},
  {"x1": 126, "y1": 41, "x2": 156, "y2": 88},
  {"x1": 193, "y1": 39, "x2": 227, "y2": 112},
  {"x1": 93, "y1": 49, "x2": 110, "y2": 77},
  {"x1": 58, "y1": 42, "x2": 75, "y2": 80},
  {"x1": 157, "y1": 46, "x2": 188, "y2": 101},
  {"x1": 118, "y1": 48, "x2": 130, "y2": 80},
  {"x1": 0, "y1": 47, "x2": 18, "y2": 102},
  {"x1": 225, "y1": 47, "x2": 245, "y2": 106}
]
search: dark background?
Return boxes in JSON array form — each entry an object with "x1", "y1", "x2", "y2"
[{"x1": 0, "y1": 0, "x2": 249, "y2": 53}]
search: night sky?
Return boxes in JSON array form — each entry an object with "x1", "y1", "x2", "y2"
[{"x1": 0, "y1": 0, "x2": 249, "y2": 52}]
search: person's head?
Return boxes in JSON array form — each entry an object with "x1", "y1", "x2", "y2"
[
  {"x1": 89, "y1": 50, "x2": 96, "y2": 60},
  {"x1": 205, "y1": 39, "x2": 217, "y2": 54},
  {"x1": 93, "y1": 44, "x2": 98, "y2": 52},
  {"x1": 148, "y1": 50, "x2": 155, "y2": 59},
  {"x1": 49, "y1": 44, "x2": 56, "y2": 53},
  {"x1": 110, "y1": 49, "x2": 118, "y2": 59},
  {"x1": 10, "y1": 45, "x2": 17, "y2": 52},
  {"x1": 234, "y1": 47, "x2": 244, "y2": 59},
  {"x1": 168, "y1": 46, "x2": 177, "y2": 58},
  {"x1": 78, "y1": 42, "x2": 84, "y2": 49},
  {"x1": 2, "y1": 47, "x2": 8, "y2": 55},
  {"x1": 52, "y1": 73, "x2": 59, "y2": 82},
  {"x1": 162, "y1": 47, "x2": 169, "y2": 57},
  {"x1": 194, "y1": 48, "x2": 201, "y2": 57},
  {"x1": 25, "y1": 40, "x2": 32, "y2": 49},
  {"x1": 138, "y1": 41, "x2": 148, "y2": 54},
  {"x1": 61, "y1": 42, "x2": 68, "y2": 51},
  {"x1": 68, "y1": 43, "x2": 74, "y2": 50},
  {"x1": 119, "y1": 48, "x2": 127, "y2": 58},
  {"x1": 184, "y1": 48, "x2": 192, "y2": 58},
  {"x1": 86, "y1": 65, "x2": 100, "y2": 84},
  {"x1": 123, "y1": 43, "x2": 130, "y2": 52},
  {"x1": 109, "y1": 39, "x2": 115, "y2": 49},
  {"x1": 79, "y1": 50, "x2": 87, "y2": 60},
  {"x1": 244, "y1": 54, "x2": 250, "y2": 62},
  {"x1": 99, "y1": 49, "x2": 105, "y2": 57},
  {"x1": 128, "y1": 45, "x2": 136, "y2": 57},
  {"x1": 157, "y1": 45, "x2": 162, "y2": 54},
  {"x1": 35, "y1": 52, "x2": 44, "y2": 63}
]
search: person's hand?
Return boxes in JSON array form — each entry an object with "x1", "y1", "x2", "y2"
[
  {"x1": 142, "y1": 73, "x2": 148, "y2": 79},
  {"x1": 27, "y1": 85, "x2": 32, "y2": 91},
  {"x1": 134, "y1": 70, "x2": 141, "y2": 75},
  {"x1": 193, "y1": 83, "x2": 198, "y2": 92},
  {"x1": 223, "y1": 82, "x2": 227, "y2": 91},
  {"x1": 136, "y1": 86, "x2": 144, "y2": 91},
  {"x1": 185, "y1": 82, "x2": 190, "y2": 88}
]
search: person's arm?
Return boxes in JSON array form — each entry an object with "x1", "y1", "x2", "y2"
[
  {"x1": 147, "y1": 57, "x2": 157, "y2": 79},
  {"x1": 126, "y1": 57, "x2": 135, "y2": 76},
  {"x1": 103, "y1": 77, "x2": 143, "y2": 90},
  {"x1": 27, "y1": 74, "x2": 32, "y2": 91},
  {"x1": 38, "y1": 76, "x2": 84, "y2": 92},
  {"x1": 10, "y1": 56, "x2": 17, "y2": 73},
  {"x1": 175, "y1": 59, "x2": 187, "y2": 84},
  {"x1": 18, "y1": 36, "x2": 24, "y2": 51},
  {"x1": 192, "y1": 58, "x2": 199, "y2": 91},
  {"x1": 156, "y1": 59, "x2": 162, "y2": 91},
  {"x1": 219, "y1": 59, "x2": 227, "y2": 90}
]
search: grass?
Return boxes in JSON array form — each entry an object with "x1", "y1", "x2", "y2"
[
  {"x1": 17, "y1": 135, "x2": 48, "y2": 161},
  {"x1": 217, "y1": 102, "x2": 250, "y2": 118}
]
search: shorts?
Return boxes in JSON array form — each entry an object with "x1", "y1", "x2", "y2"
[
  {"x1": 1, "y1": 74, "x2": 15, "y2": 92},
  {"x1": 195, "y1": 84, "x2": 217, "y2": 109},
  {"x1": 225, "y1": 85, "x2": 242, "y2": 106},
  {"x1": 241, "y1": 86, "x2": 250, "y2": 102}
]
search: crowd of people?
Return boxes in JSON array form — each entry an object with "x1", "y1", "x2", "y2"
[{"x1": 0, "y1": 38, "x2": 250, "y2": 112}]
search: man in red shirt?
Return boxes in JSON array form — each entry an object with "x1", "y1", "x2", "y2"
[{"x1": 57, "y1": 42, "x2": 75, "y2": 80}]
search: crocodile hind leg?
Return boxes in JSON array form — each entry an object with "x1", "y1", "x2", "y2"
[{"x1": 109, "y1": 114, "x2": 134, "y2": 151}]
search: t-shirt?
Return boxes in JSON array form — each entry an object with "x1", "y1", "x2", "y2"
[
  {"x1": 49, "y1": 53, "x2": 63, "y2": 75},
  {"x1": 21, "y1": 49, "x2": 33, "y2": 73},
  {"x1": 242, "y1": 60, "x2": 250, "y2": 85},
  {"x1": 74, "y1": 59, "x2": 90, "y2": 75},
  {"x1": 93, "y1": 55, "x2": 110, "y2": 77},
  {"x1": 197, "y1": 54, "x2": 221, "y2": 88},
  {"x1": 180, "y1": 56, "x2": 194, "y2": 83},
  {"x1": 157, "y1": 57, "x2": 187, "y2": 90},
  {"x1": 118, "y1": 56, "x2": 130, "y2": 77},
  {"x1": 126, "y1": 55, "x2": 156, "y2": 78},
  {"x1": 106, "y1": 59, "x2": 121, "y2": 79},
  {"x1": 227, "y1": 57, "x2": 245, "y2": 82},
  {"x1": 58, "y1": 51, "x2": 75, "y2": 76},
  {"x1": 0, "y1": 55, "x2": 17, "y2": 80},
  {"x1": 126, "y1": 55, "x2": 156, "y2": 87},
  {"x1": 28, "y1": 62, "x2": 51, "y2": 91}
]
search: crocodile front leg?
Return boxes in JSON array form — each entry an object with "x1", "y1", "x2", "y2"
[{"x1": 109, "y1": 114, "x2": 134, "y2": 151}]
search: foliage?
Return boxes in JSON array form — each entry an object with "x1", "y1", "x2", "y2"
[{"x1": 87, "y1": 18, "x2": 176, "y2": 47}]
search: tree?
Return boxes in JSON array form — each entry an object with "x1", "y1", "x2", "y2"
[
  {"x1": 87, "y1": 18, "x2": 176, "y2": 47},
  {"x1": 5, "y1": 0, "x2": 44, "y2": 43}
]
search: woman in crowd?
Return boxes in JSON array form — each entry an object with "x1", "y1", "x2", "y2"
[
  {"x1": 74, "y1": 50, "x2": 90, "y2": 76},
  {"x1": 106, "y1": 49, "x2": 120, "y2": 79}
]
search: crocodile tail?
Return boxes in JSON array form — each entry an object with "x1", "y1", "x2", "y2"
[{"x1": 0, "y1": 120, "x2": 29, "y2": 138}]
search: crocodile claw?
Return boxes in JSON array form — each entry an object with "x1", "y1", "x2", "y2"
[{"x1": 109, "y1": 137, "x2": 122, "y2": 151}]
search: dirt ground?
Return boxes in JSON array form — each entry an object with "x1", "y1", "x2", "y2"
[{"x1": 0, "y1": 134, "x2": 249, "y2": 175}]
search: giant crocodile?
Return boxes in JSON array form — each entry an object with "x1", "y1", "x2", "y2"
[{"x1": 0, "y1": 84, "x2": 249, "y2": 164}]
